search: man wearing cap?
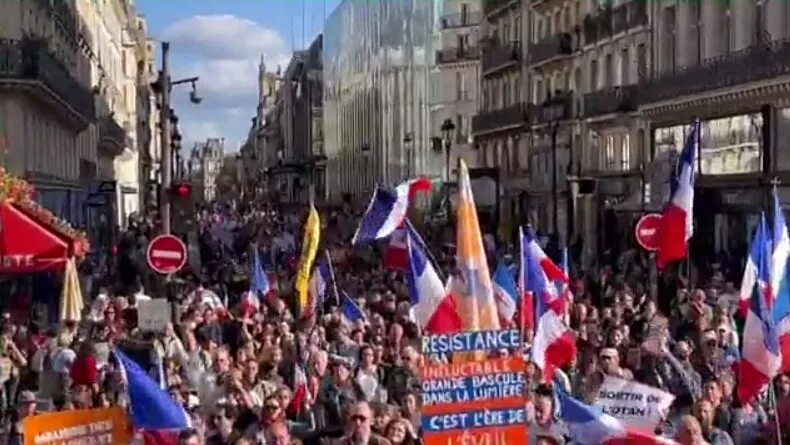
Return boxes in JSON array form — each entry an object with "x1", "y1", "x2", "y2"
[{"x1": 5, "y1": 390, "x2": 36, "y2": 445}]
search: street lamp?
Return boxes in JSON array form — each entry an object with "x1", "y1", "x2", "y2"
[
  {"x1": 440, "y1": 118, "x2": 456, "y2": 184},
  {"x1": 403, "y1": 132, "x2": 414, "y2": 179},
  {"x1": 542, "y1": 96, "x2": 566, "y2": 240}
]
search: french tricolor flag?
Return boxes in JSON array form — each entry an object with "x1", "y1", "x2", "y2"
[
  {"x1": 738, "y1": 213, "x2": 782, "y2": 405},
  {"x1": 405, "y1": 223, "x2": 461, "y2": 333},
  {"x1": 770, "y1": 188, "x2": 790, "y2": 372},
  {"x1": 492, "y1": 262, "x2": 518, "y2": 326},
  {"x1": 352, "y1": 178, "x2": 431, "y2": 245},
  {"x1": 383, "y1": 225, "x2": 408, "y2": 270},
  {"x1": 657, "y1": 120, "x2": 699, "y2": 269},
  {"x1": 522, "y1": 227, "x2": 576, "y2": 381},
  {"x1": 739, "y1": 228, "x2": 762, "y2": 317},
  {"x1": 557, "y1": 386, "x2": 676, "y2": 445}
]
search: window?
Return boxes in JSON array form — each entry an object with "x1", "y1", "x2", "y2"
[
  {"x1": 637, "y1": 43, "x2": 647, "y2": 81},
  {"x1": 604, "y1": 53, "x2": 613, "y2": 88},
  {"x1": 455, "y1": 71, "x2": 464, "y2": 101},
  {"x1": 503, "y1": 77, "x2": 510, "y2": 106},
  {"x1": 461, "y1": 3, "x2": 469, "y2": 24},
  {"x1": 662, "y1": 6, "x2": 677, "y2": 73},
  {"x1": 604, "y1": 135, "x2": 616, "y2": 170},
  {"x1": 620, "y1": 47, "x2": 629, "y2": 85},
  {"x1": 620, "y1": 134, "x2": 631, "y2": 170},
  {"x1": 690, "y1": 0, "x2": 701, "y2": 64},
  {"x1": 590, "y1": 59, "x2": 598, "y2": 91}
]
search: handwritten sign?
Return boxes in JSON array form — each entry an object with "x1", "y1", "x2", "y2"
[
  {"x1": 137, "y1": 299, "x2": 172, "y2": 332},
  {"x1": 421, "y1": 334, "x2": 528, "y2": 445},
  {"x1": 23, "y1": 407, "x2": 131, "y2": 445},
  {"x1": 422, "y1": 329, "x2": 521, "y2": 355},
  {"x1": 594, "y1": 376, "x2": 675, "y2": 431}
]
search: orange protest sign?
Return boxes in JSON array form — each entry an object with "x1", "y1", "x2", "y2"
[{"x1": 23, "y1": 407, "x2": 131, "y2": 445}]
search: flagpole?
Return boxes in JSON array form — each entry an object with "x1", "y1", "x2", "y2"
[
  {"x1": 405, "y1": 218, "x2": 446, "y2": 282},
  {"x1": 769, "y1": 383, "x2": 783, "y2": 445},
  {"x1": 325, "y1": 249, "x2": 341, "y2": 306}
]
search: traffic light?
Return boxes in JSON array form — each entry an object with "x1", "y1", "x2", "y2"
[{"x1": 170, "y1": 182, "x2": 191, "y2": 198}]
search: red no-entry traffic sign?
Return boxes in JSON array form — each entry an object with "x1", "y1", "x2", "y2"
[
  {"x1": 147, "y1": 234, "x2": 187, "y2": 274},
  {"x1": 635, "y1": 213, "x2": 663, "y2": 252}
]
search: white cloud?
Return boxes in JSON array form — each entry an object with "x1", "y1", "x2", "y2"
[
  {"x1": 163, "y1": 15, "x2": 288, "y2": 61},
  {"x1": 162, "y1": 15, "x2": 291, "y2": 144}
]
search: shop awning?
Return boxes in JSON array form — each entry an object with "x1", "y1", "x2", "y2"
[{"x1": 0, "y1": 201, "x2": 69, "y2": 273}]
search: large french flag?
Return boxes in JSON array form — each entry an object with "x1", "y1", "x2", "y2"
[
  {"x1": 352, "y1": 178, "x2": 431, "y2": 245},
  {"x1": 523, "y1": 227, "x2": 576, "y2": 381},
  {"x1": 383, "y1": 225, "x2": 408, "y2": 270},
  {"x1": 657, "y1": 120, "x2": 699, "y2": 269},
  {"x1": 739, "y1": 228, "x2": 762, "y2": 317},
  {"x1": 771, "y1": 189, "x2": 790, "y2": 372},
  {"x1": 492, "y1": 262, "x2": 519, "y2": 325},
  {"x1": 405, "y1": 223, "x2": 461, "y2": 333},
  {"x1": 738, "y1": 214, "x2": 782, "y2": 405},
  {"x1": 557, "y1": 387, "x2": 675, "y2": 445}
]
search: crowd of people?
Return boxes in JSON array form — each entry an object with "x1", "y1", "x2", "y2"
[{"x1": 0, "y1": 201, "x2": 788, "y2": 445}]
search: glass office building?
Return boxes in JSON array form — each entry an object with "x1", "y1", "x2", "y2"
[{"x1": 323, "y1": 0, "x2": 442, "y2": 201}]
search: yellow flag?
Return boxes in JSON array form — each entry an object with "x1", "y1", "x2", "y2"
[{"x1": 296, "y1": 205, "x2": 321, "y2": 316}]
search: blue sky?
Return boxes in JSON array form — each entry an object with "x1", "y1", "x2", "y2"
[{"x1": 136, "y1": 0, "x2": 341, "y2": 152}]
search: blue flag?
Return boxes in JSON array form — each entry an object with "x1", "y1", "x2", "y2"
[
  {"x1": 341, "y1": 291, "x2": 365, "y2": 323},
  {"x1": 250, "y1": 248, "x2": 270, "y2": 295},
  {"x1": 115, "y1": 349, "x2": 190, "y2": 430}
]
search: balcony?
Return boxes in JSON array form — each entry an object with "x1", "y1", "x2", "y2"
[
  {"x1": 529, "y1": 33, "x2": 576, "y2": 65},
  {"x1": 583, "y1": 85, "x2": 639, "y2": 118},
  {"x1": 612, "y1": 4, "x2": 628, "y2": 34},
  {"x1": 483, "y1": 0, "x2": 518, "y2": 15},
  {"x1": 98, "y1": 115, "x2": 127, "y2": 156},
  {"x1": 640, "y1": 38, "x2": 790, "y2": 105},
  {"x1": 482, "y1": 41, "x2": 520, "y2": 75},
  {"x1": 436, "y1": 46, "x2": 481, "y2": 65},
  {"x1": 532, "y1": 92, "x2": 575, "y2": 126},
  {"x1": 0, "y1": 38, "x2": 95, "y2": 129},
  {"x1": 441, "y1": 12, "x2": 482, "y2": 29},
  {"x1": 472, "y1": 103, "x2": 531, "y2": 135},
  {"x1": 584, "y1": 1, "x2": 647, "y2": 46}
]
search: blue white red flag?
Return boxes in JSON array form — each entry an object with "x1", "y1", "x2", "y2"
[
  {"x1": 522, "y1": 226, "x2": 575, "y2": 381},
  {"x1": 492, "y1": 262, "x2": 519, "y2": 325},
  {"x1": 557, "y1": 386, "x2": 675, "y2": 445},
  {"x1": 657, "y1": 120, "x2": 699, "y2": 268},
  {"x1": 738, "y1": 214, "x2": 782, "y2": 404},
  {"x1": 352, "y1": 178, "x2": 431, "y2": 245},
  {"x1": 115, "y1": 349, "x2": 190, "y2": 431}
]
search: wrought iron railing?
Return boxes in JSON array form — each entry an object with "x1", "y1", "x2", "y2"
[
  {"x1": 0, "y1": 38, "x2": 95, "y2": 122},
  {"x1": 529, "y1": 32, "x2": 575, "y2": 65},
  {"x1": 98, "y1": 115, "x2": 126, "y2": 150},
  {"x1": 532, "y1": 92, "x2": 575, "y2": 125},
  {"x1": 584, "y1": 0, "x2": 647, "y2": 46},
  {"x1": 482, "y1": 41, "x2": 520, "y2": 74},
  {"x1": 436, "y1": 46, "x2": 481, "y2": 64},
  {"x1": 640, "y1": 38, "x2": 790, "y2": 104},
  {"x1": 472, "y1": 103, "x2": 531, "y2": 135},
  {"x1": 483, "y1": 0, "x2": 518, "y2": 15},
  {"x1": 582, "y1": 85, "x2": 639, "y2": 118},
  {"x1": 441, "y1": 12, "x2": 482, "y2": 29}
]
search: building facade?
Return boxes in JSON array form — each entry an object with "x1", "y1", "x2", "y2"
[
  {"x1": 432, "y1": 0, "x2": 482, "y2": 176},
  {"x1": 473, "y1": 0, "x2": 529, "y2": 240},
  {"x1": 190, "y1": 138, "x2": 224, "y2": 202},
  {"x1": 323, "y1": 0, "x2": 441, "y2": 202},
  {"x1": 0, "y1": 0, "x2": 97, "y2": 225},
  {"x1": 636, "y1": 0, "x2": 790, "y2": 280}
]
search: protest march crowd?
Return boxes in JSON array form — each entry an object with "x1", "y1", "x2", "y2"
[{"x1": 1, "y1": 146, "x2": 790, "y2": 445}]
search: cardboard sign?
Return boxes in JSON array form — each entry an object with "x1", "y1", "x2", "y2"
[
  {"x1": 594, "y1": 375, "x2": 675, "y2": 431},
  {"x1": 137, "y1": 299, "x2": 171, "y2": 332},
  {"x1": 23, "y1": 407, "x2": 130, "y2": 445},
  {"x1": 420, "y1": 339, "x2": 528, "y2": 445}
]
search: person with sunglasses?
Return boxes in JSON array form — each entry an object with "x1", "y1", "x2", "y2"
[{"x1": 329, "y1": 402, "x2": 391, "y2": 445}]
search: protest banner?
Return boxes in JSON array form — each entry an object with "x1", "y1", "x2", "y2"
[
  {"x1": 420, "y1": 331, "x2": 528, "y2": 445},
  {"x1": 137, "y1": 299, "x2": 172, "y2": 332},
  {"x1": 23, "y1": 407, "x2": 131, "y2": 445},
  {"x1": 594, "y1": 375, "x2": 675, "y2": 431}
]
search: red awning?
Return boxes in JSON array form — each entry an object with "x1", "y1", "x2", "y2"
[{"x1": 0, "y1": 201, "x2": 69, "y2": 273}]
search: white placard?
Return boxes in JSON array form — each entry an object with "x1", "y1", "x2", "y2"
[
  {"x1": 137, "y1": 299, "x2": 171, "y2": 332},
  {"x1": 594, "y1": 375, "x2": 675, "y2": 431}
]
